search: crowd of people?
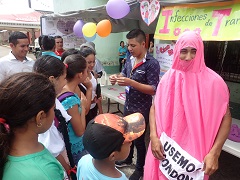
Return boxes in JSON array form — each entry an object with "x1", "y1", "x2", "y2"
[{"x1": 0, "y1": 29, "x2": 232, "y2": 180}]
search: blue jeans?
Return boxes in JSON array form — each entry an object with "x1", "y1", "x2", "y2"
[{"x1": 124, "y1": 106, "x2": 150, "y2": 173}]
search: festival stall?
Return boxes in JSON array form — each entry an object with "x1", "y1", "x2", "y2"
[
  {"x1": 41, "y1": 0, "x2": 239, "y2": 151},
  {"x1": 155, "y1": 1, "x2": 240, "y2": 158},
  {"x1": 155, "y1": 0, "x2": 240, "y2": 82},
  {"x1": 40, "y1": 0, "x2": 239, "y2": 83},
  {"x1": 40, "y1": 0, "x2": 162, "y2": 48}
]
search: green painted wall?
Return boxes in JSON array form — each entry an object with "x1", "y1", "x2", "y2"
[{"x1": 93, "y1": 32, "x2": 128, "y2": 74}]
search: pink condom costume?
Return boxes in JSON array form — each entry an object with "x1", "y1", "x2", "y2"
[{"x1": 144, "y1": 31, "x2": 229, "y2": 180}]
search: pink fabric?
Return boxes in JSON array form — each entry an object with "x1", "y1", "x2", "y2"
[{"x1": 144, "y1": 31, "x2": 229, "y2": 180}]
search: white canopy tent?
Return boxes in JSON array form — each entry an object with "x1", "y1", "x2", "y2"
[{"x1": 41, "y1": 0, "x2": 230, "y2": 34}]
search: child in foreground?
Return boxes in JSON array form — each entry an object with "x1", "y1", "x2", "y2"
[
  {"x1": 0, "y1": 72, "x2": 64, "y2": 180},
  {"x1": 77, "y1": 113, "x2": 146, "y2": 180},
  {"x1": 58, "y1": 54, "x2": 88, "y2": 165},
  {"x1": 33, "y1": 55, "x2": 72, "y2": 177}
]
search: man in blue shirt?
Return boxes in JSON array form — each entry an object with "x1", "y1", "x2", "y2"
[{"x1": 109, "y1": 29, "x2": 160, "y2": 180}]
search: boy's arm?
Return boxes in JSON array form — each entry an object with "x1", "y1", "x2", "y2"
[
  {"x1": 116, "y1": 60, "x2": 160, "y2": 95},
  {"x1": 117, "y1": 78, "x2": 156, "y2": 95}
]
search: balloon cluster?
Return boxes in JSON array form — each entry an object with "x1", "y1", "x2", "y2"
[
  {"x1": 73, "y1": 0, "x2": 130, "y2": 42},
  {"x1": 73, "y1": 19, "x2": 112, "y2": 42}
]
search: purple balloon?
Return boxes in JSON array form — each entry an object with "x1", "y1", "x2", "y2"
[
  {"x1": 73, "y1": 20, "x2": 84, "y2": 38},
  {"x1": 106, "y1": 0, "x2": 130, "y2": 19}
]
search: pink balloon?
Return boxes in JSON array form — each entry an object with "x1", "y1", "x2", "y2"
[
  {"x1": 106, "y1": 0, "x2": 130, "y2": 19},
  {"x1": 73, "y1": 20, "x2": 84, "y2": 37}
]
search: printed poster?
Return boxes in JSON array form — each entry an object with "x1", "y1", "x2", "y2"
[
  {"x1": 155, "y1": 43, "x2": 174, "y2": 77},
  {"x1": 41, "y1": 17, "x2": 86, "y2": 49}
]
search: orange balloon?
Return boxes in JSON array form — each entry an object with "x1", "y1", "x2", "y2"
[{"x1": 96, "y1": 20, "x2": 112, "y2": 37}]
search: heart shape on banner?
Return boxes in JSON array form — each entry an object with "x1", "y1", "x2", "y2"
[
  {"x1": 140, "y1": 0, "x2": 160, "y2": 26},
  {"x1": 56, "y1": 20, "x2": 75, "y2": 35}
]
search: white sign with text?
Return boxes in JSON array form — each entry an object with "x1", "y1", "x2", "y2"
[{"x1": 159, "y1": 132, "x2": 204, "y2": 180}]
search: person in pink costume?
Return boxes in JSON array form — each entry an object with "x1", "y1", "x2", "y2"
[{"x1": 144, "y1": 31, "x2": 232, "y2": 180}]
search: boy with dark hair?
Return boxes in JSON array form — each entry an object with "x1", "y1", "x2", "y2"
[
  {"x1": 126, "y1": 29, "x2": 146, "y2": 43},
  {"x1": 41, "y1": 36, "x2": 60, "y2": 59},
  {"x1": 35, "y1": 35, "x2": 46, "y2": 58},
  {"x1": 109, "y1": 28, "x2": 160, "y2": 179},
  {"x1": 77, "y1": 113, "x2": 146, "y2": 180}
]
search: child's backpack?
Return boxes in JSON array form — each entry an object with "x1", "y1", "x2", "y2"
[{"x1": 55, "y1": 92, "x2": 76, "y2": 180}]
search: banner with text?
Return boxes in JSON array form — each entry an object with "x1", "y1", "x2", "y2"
[{"x1": 155, "y1": 2, "x2": 240, "y2": 41}]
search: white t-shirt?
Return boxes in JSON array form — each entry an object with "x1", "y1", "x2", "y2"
[
  {"x1": 38, "y1": 99, "x2": 72, "y2": 157},
  {"x1": 80, "y1": 73, "x2": 97, "y2": 109},
  {"x1": 77, "y1": 154, "x2": 128, "y2": 180},
  {"x1": 0, "y1": 52, "x2": 34, "y2": 82},
  {"x1": 90, "y1": 73, "x2": 97, "y2": 109}
]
